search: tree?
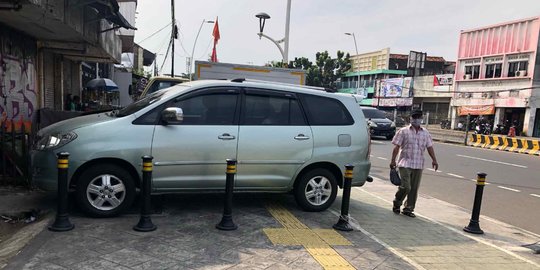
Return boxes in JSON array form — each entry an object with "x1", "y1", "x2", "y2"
[{"x1": 272, "y1": 51, "x2": 351, "y2": 90}]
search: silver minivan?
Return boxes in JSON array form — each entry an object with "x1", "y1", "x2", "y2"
[{"x1": 32, "y1": 80, "x2": 371, "y2": 217}]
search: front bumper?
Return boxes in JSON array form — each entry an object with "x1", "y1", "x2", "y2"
[
  {"x1": 371, "y1": 127, "x2": 395, "y2": 137},
  {"x1": 31, "y1": 150, "x2": 83, "y2": 191}
]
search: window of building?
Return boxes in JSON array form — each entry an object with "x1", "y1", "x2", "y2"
[
  {"x1": 464, "y1": 65, "x2": 480, "y2": 79},
  {"x1": 485, "y1": 63, "x2": 502, "y2": 78},
  {"x1": 507, "y1": 61, "x2": 528, "y2": 77}
]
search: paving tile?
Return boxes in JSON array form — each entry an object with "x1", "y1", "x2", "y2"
[
  {"x1": 100, "y1": 248, "x2": 157, "y2": 267},
  {"x1": 69, "y1": 258, "x2": 132, "y2": 270}
]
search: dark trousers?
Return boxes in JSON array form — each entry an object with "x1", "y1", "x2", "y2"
[{"x1": 393, "y1": 167, "x2": 423, "y2": 213}]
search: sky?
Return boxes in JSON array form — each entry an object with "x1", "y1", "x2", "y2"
[{"x1": 131, "y1": 0, "x2": 540, "y2": 76}]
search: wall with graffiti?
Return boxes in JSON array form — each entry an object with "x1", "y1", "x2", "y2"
[{"x1": 0, "y1": 24, "x2": 37, "y2": 132}]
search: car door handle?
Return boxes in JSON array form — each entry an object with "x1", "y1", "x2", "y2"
[
  {"x1": 218, "y1": 133, "x2": 236, "y2": 140},
  {"x1": 294, "y1": 134, "x2": 310, "y2": 140}
]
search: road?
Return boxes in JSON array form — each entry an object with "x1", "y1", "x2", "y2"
[{"x1": 368, "y1": 137, "x2": 540, "y2": 235}]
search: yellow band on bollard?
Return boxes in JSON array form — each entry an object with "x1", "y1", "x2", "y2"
[
  {"x1": 477, "y1": 177, "x2": 486, "y2": 185},
  {"x1": 57, "y1": 159, "x2": 68, "y2": 169},
  {"x1": 142, "y1": 162, "x2": 153, "y2": 172},
  {"x1": 344, "y1": 172, "x2": 353, "y2": 178},
  {"x1": 226, "y1": 169, "x2": 237, "y2": 174}
]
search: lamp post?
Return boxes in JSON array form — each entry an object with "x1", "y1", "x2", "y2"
[
  {"x1": 255, "y1": 0, "x2": 291, "y2": 66},
  {"x1": 189, "y1": 19, "x2": 214, "y2": 81},
  {"x1": 344, "y1": 32, "x2": 358, "y2": 55},
  {"x1": 345, "y1": 32, "x2": 359, "y2": 92}
]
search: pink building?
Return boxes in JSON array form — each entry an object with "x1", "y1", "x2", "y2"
[{"x1": 451, "y1": 16, "x2": 540, "y2": 137}]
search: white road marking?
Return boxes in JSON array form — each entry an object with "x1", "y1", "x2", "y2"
[
  {"x1": 530, "y1": 194, "x2": 540, "y2": 198},
  {"x1": 456, "y1": 154, "x2": 527, "y2": 169},
  {"x1": 376, "y1": 157, "x2": 388, "y2": 161},
  {"x1": 371, "y1": 140, "x2": 385, "y2": 144},
  {"x1": 497, "y1": 186, "x2": 521, "y2": 192},
  {"x1": 427, "y1": 168, "x2": 443, "y2": 173},
  {"x1": 447, "y1": 173, "x2": 464, "y2": 179}
]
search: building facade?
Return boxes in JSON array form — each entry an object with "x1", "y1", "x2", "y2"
[
  {"x1": 451, "y1": 16, "x2": 540, "y2": 137},
  {"x1": 0, "y1": 0, "x2": 135, "y2": 130},
  {"x1": 339, "y1": 48, "x2": 454, "y2": 121}
]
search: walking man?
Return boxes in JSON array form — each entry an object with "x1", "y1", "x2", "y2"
[{"x1": 390, "y1": 110, "x2": 438, "y2": 217}]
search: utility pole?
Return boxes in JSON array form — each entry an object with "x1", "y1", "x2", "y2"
[{"x1": 170, "y1": 0, "x2": 175, "y2": 77}]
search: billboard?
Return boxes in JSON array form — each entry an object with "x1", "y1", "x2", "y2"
[{"x1": 380, "y1": 78, "x2": 403, "y2": 97}]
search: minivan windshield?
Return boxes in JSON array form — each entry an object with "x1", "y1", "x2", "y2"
[
  {"x1": 116, "y1": 91, "x2": 166, "y2": 117},
  {"x1": 362, "y1": 108, "x2": 387, "y2": 119}
]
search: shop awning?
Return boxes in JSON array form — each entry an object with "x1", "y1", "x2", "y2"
[
  {"x1": 89, "y1": 0, "x2": 137, "y2": 31},
  {"x1": 458, "y1": 105, "x2": 495, "y2": 116}
]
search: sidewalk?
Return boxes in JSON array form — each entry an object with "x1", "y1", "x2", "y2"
[{"x1": 3, "y1": 179, "x2": 540, "y2": 270}]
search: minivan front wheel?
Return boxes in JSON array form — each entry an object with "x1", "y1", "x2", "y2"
[
  {"x1": 294, "y1": 169, "x2": 337, "y2": 212},
  {"x1": 76, "y1": 164, "x2": 135, "y2": 217}
]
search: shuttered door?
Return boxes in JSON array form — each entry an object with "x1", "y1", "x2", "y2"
[{"x1": 43, "y1": 51, "x2": 54, "y2": 109}]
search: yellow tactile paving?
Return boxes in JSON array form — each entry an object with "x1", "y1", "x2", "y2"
[
  {"x1": 262, "y1": 228, "x2": 300, "y2": 246},
  {"x1": 312, "y1": 229, "x2": 353, "y2": 246},
  {"x1": 264, "y1": 203, "x2": 356, "y2": 270}
]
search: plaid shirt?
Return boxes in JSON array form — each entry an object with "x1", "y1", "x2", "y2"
[{"x1": 392, "y1": 125, "x2": 433, "y2": 169}]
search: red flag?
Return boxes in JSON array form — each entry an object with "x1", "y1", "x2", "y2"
[
  {"x1": 211, "y1": 18, "x2": 220, "y2": 62},
  {"x1": 433, "y1": 75, "x2": 440, "y2": 86}
]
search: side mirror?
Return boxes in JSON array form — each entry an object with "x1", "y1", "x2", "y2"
[{"x1": 161, "y1": 107, "x2": 183, "y2": 124}]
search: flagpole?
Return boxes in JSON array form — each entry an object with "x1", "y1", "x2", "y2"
[{"x1": 171, "y1": 0, "x2": 175, "y2": 77}]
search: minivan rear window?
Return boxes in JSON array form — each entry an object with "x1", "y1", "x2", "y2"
[
  {"x1": 362, "y1": 108, "x2": 386, "y2": 119},
  {"x1": 300, "y1": 95, "x2": 353, "y2": 125}
]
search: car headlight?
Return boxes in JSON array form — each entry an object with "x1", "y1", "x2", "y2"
[
  {"x1": 367, "y1": 121, "x2": 378, "y2": 128},
  {"x1": 391, "y1": 121, "x2": 396, "y2": 128},
  {"x1": 36, "y1": 132, "x2": 77, "y2": 150}
]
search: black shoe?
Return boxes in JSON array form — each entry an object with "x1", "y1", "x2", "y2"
[
  {"x1": 392, "y1": 207, "x2": 400, "y2": 214},
  {"x1": 402, "y1": 211, "x2": 416, "y2": 218}
]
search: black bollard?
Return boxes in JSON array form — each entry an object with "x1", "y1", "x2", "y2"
[
  {"x1": 49, "y1": 152, "x2": 74, "y2": 232},
  {"x1": 133, "y1": 156, "x2": 157, "y2": 232},
  {"x1": 464, "y1": 172, "x2": 487, "y2": 234},
  {"x1": 333, "y1": 164, "x2": 354, "y2": 232},
  {"x1": 216, "y1": 159, "x2": 237, "y2": 231}
]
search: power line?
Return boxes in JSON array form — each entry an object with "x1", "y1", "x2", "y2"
[
  {"x1": 136, "y1": 22, "x2": 172, "y2": 44},
  {"x1": 159, "y1": 38, "x2": 173, "y2": 74}
]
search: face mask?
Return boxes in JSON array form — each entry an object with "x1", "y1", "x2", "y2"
[{"x1": 410, "y1": 118, "x2": 422, "y2": 127}]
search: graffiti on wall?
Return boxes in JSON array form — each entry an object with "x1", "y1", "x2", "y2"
[{"x1": 0, "y1": 54, "x2": 37, "y2": 132}]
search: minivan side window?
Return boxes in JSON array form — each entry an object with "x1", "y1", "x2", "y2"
[
  {"x1": 300, "y1": 94, "x2": 354, "y2": 125},
  {"x1": 172, "y1": 93, "x2": 238, "y2": 125},
  {"x1": 243, "y1": 94, "x2": 306, "y2": 125}
]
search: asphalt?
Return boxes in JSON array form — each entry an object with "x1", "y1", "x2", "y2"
[{"x1": 2, "y1": 174, "x2": 540, "y2": 269}]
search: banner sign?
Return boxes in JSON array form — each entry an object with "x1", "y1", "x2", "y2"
[
  {"x1": 458, "y1": 105, "x2": 495, "y2": 116},
  {"x1": 433, "y1": 74, "x2": 453, "y2": 86},
  {"x1": 380, "y1": 78, "x2": 403, "y2": 97}
]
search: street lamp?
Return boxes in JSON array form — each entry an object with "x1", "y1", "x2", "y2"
[
  {"x1": 344, "y1": 32, "x2": 358, "y2": 55},
  {"x1": 189, "y1": 19, "x2": 214, "y2": 81},
  {"x1": 255, "y1": 0, "x2": 291, "y2": 65},
  {"x1": 345, "y1": 32, "x2": 360, "y2": 92}
]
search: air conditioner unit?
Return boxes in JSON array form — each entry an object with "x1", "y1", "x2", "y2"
[
  {"x1": 516, "y1": 70, "x2": 527, "y2": 77},
  {"x1": 464, "y1": 74, "x2": 472, "y2": 80}
]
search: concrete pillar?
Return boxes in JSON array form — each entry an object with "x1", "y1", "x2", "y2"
[
  {"x1": 450, "y1": 106, "x2": 458, "y2": 129},
  {"x1": 524, "y1": 107, "x2": 532, "y2": 136},
  {"x1": 493, "y1": 107, "x2": 504, "y2": 127}
]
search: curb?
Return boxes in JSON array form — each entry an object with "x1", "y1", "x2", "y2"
[{"x1": 0, "y1": 214, "x2": 52, "y2": 269}]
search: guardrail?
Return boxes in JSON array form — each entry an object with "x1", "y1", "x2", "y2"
[{"x1": 469, "y1": 134, "x2": 540, "y2": 156}]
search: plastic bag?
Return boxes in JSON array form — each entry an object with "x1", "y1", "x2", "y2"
[{"x1": 390, "y1": 168, "x2": 401, "y2": 186}]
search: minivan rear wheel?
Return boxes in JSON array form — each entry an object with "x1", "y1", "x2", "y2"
[
  {"x1": 75, "y1": 164, "x2": 135, "y2": 217},
  {"x1": 294, "y1": 168, "x2": 337, "y2": 212}
]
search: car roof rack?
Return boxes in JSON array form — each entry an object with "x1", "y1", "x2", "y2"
[{"x1": 230, "y1": 78, "x2": 334, "y2": 92}]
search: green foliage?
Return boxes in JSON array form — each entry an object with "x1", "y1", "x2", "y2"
[{"x1": 283, "y1": 51, "x2": 351, "y2": 90}]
